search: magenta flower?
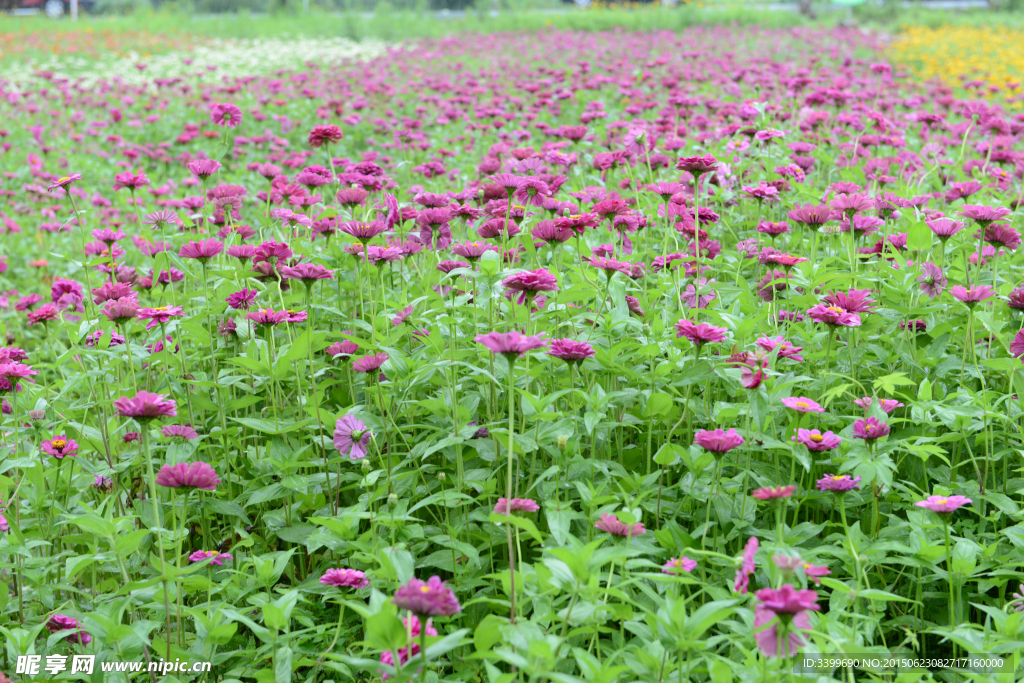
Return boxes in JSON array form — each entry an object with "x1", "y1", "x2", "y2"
[
  {"x1": 377, "y1": 616, "x2": 438, "y2": 680},
  {"x1": 816, "y1": 474, "x2": 861, "y2": 493},
  {"x1": 189, "y1": 550, "x2": 233, "y2": 566},
  {"x1": 960, "y1": 204, "x2": 1011, "y2": 227},
  {"x1": 752, "y1": 485, "x2": 796, "y2": 501},
  {"x1": 915, "y1": 495, "x2": 972, "y2": 514},
  {"x1": 155, "y1": 461, "x2": 220, "y2": 491},
  {"x1": 321, "y1": 568, "x2": 370, "y2": 588},
  {"x1": 755, "y1": 336, "x2": 803, "y2": 362},
  {"x1": 734, "y1": 536, "x2": 759, "y2": 594},
  {"x1": 796, "y1": 429, "x2": 842, "y2": 451},
  {"x1": 246, "y1": 308, "x2": 289, "y2": 326},
  {"x1": 45, "y1": 614, "x2": 92, "y2": 645},
  {"x1": 753, "y1": 585, "x2": 819, "y2": 658},
  {"x1": 852, "y1": 417, "x2": 890, "y2": 441},
  {"x1": 781, "y1": 397, "x2": 824, "y2": 414},
  {"x1": 47, "y1": 173, "x2": 82, "y2": 193},
  {"x1": 787, "y1": 204, "x2": 834, "y2": 226},
  {"x1": 494, "y1": 498, "x2": 540, "y2": 515},
  {"x1": 806, "y1": 304, "x2": 861, "y2": 327},
  {"x1": 853, "y1": 397, "x2": 903, "y2": 413},
  {"x1": 280, "y1": 263, "x2": 335, "y2": 283},
  {"x1": 114, "y1": 391, "x2": 177, "y2": 420},
  {"x1": 503, "y1": 269, "x2": 558, "y2": 304},
  {"x1": 475, "y1": 331, "x2": 548, "y2": 360},
  {"x1": 675, "y1": 154, "x2": 719, "y2": 176},
  {"x1": 41, "y1": 435, "x2": 79, "y2": 459},
  {"x1": 829, "y1": 192, "x2": 874, "y2": 218},
  {"x1": 352, "y1": 353, "x2": 389, "y2": 374},
  {"x1": 179, "y1": 239, "x2": 224, "y2": 262},
  {"x1": 547, "y1": 338, "x2": 596, "y2": 365},
  {"x1": 917, "y1": 262, "x2": 946, "y2": 298},
  {"x1": 663, "y1": 556, "x2": 698, "y2": 574},
  {"x1": 333, "y1": 414, "x2": 371, "y2": 460},
  {"x1": 392, "y1": 575, "x2": 462, "y2": 617},
  {"x1": 594, "y1": 513, "x2": 646, "y2": 537},
  {"x1": 308, "y1": 124, "x2": 343, "y2": 147},
  {"x1": 587, "y1": 256, "x2": 633, "y2": 278},
  {"x1": 160, "y1": 424, "x2": 199, "y2": 440},
  {"x1": 950, "y1": 285, "x2": 996, "y2": 307},
  {"x1": 210, "y1": 102, "x2": 243, "y2": 128},
  {"x1": 112, "y1": 171, "x2": 150, "y2": 191},
  {"x1": 138, "y1": 305, "x2": 185, "y2": 328},
  {"x1": 226, "y1": 288, "x2": 258, "y2": 310},
  {"x1": 694, "y1": 428, "x2": 745, "y2": 453},
  {"x1": 101, "y1": 298, "x2": 139, "y2": 324},
  {"x1": 187, "y1": 158, "x2": 221, "y2": 179},
  {"x1": 674, "y1": 319, "x2": 728, "y2": 346}
]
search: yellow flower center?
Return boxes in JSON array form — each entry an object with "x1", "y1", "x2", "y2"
[
  {"x1": 937, "y1": 498, "x2": 947, "y2": 505},
  {"x1": 570, "y1": 214, "x2": 581, "y2": 219},
  {"x1": 419, "y1": 586, "x2": 431, "y2": 593},
  {"x1": 810, "y1": 434, "x2": 823, "y2": 443},
  {"x1": 58, "y1": 176, "x2": 70, "y2": 183},
  {"x1": 52, "y1": 439, "x2": 66, "y2": 448},
  {"x1": 803, "y1": 563, "x2": 811, "y2": 570},
  {"x1": 831, "y1": 475, "x2": 845, "y2": 481},
  {"x1": 154, "y1": 306, "x2": 168, "y2": 312},
  {"x1": 827, "y1": 306, "x2": 844, "y2": 315},
  {"x1": 796, "y1": 401, "x2": 809, "y2": 408}
]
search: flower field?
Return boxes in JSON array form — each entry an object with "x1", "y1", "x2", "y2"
[{"x1": 1, "y1": 21, "x2": 1024, "y2": 683}]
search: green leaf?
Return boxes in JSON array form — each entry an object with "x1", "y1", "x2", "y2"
[
  {"x1": 205, "y1": 623, "x2": 238, "y2": 646},
  {"x1": 644, "y1": 392, "x2": 673, "y2": 419},
  {"x1": 365, "y1": 611, "x2": 407, "y2": 652},
  {"x1": 489, "y1": 513, "x2": 544, "y2": 543}
]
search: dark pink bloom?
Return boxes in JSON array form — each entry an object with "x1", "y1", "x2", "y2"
[
  {"x1": 594, "y1": 513, "x2": 646, "y2": 537},
  {"x1": 160, "y1": 425, "x2": 199, "y2": 440},
  {"x1": 392, "y1": 575, "x2": 462, "y2": 617},
  {"x1": 503, "y1": 269, "x2": 558, "y2": 304},
  {"x1": 694, "y1": 428, "x2": 744, "y2": 453},
  {"x1": 734, "y1": 536, "x2": 759, "y2": 594},
  {"x1": 45, "y1": 614, "x2": 91, "y2": 645},
  {"x1": 753, "y1": 585, "x2": 819, "y2": 658},
  {"x1": 246, "y1": 308, "x2": 289, "y2": 326},
  {"x1": 806, "y1": 304, "x2": 861, "y2": 327},
  {"x1": 352, "y1": 353, "x2": 389, "y2": 374},
  {"x1": 308, "y1": 125, "x2": 343, "y2": 148},
  {"x1": 226, "y1": 289, "x2": 258, "y2": 310},
  {"x1": 781, "y1": 397, "x2": 824, "y2": 413},
  {"x1": 155, "y1": 461, "x2": 220, "y2": 490},
  {"x1": 755, "y1": 336, "x2": 803, "y2": 362},
  {"x1": 494, "y1": 498, "x2": 540, "y2": 514},
  {"x1": 547, "y1": 338, "x2": 596, "y2": 365},
  {"x1": 853, "y1": 397, "x2": 903, "y2": 413},
  {"x1": 663, "y1": 556, "x2": 697, "y2": 574},
  {"x1": 280, "y1": 263, "x2": 335, "y2": 283},
  {"x1": 852, "y1": 417, "x2": 889, "y2": 440},
  {"x1": 674, "y1": 319, "x2": 727, "y2": 346},
  {"x1": 113, "y1": 391, "x2": 177, "y2": 420},
  {"x1": 796, "y1": 429, "x2": 842, "y2": 451},
  {"x1": 960, "y1": 204, "x2": 1011, "y2": 227},
  {"x1": 816, "y1": 474, "x2": 861, "y2": 492},
  {"x1": 179, "y1": 239, "x2": 224, "y2": 262},
  {"x1": 333, "y1": 414, "x2": 371, "y2": 460},
  {"x1": 475, "y1": 332, "x2": 548, "y2": 360},
  {"x1": 918, "y1": 262, "x2": 946, "y2": 298},
  {"x1": 42, "y1": 435, "x2": 79, "y2": 459},
  {"x1": 321, "y1": 568, "x2": 370, "y2": 588},
  {"x1": 675, "y1": 154, "x2": 719, "y2": 175},
  {"x1": 210, "y1": 102, "x2": 243, "y2": 128},
  {"x1": 915, "y1": 495, "x2": 972, "y2": 514},
  {"x1": 189, "y1": 550, "x2": 233, "y2": 566},
  {"x1": 752, "y1": 486, "x2": 796, "y2": 501}
]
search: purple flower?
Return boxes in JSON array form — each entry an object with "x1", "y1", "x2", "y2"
[
  {"x1": 155, "y1": 462, "x2": 220, "y2": 491},
  {"x1": 179, "y1": 239, "x2": 224, "y2": 262},
  {"x1": 321, "y1": 568, "x2": 370, "y2": 588},
  {"x1": 475, "y1": 332, "x2": 548, "y2": 360},
  {"x1": 734, "y1": 536, "x2": 759, "y2": 594},
  {"x1": 210, "y1": 102, "x2": 243, "y2": 128},
  {"x1": 950, "y1": 285, "x2": 996, "y2": 307},
  {"x1": 392, "y1": 575, "x2": 462, "y2": 617},
  {"x1": 852, "y1": 417, "x2": 890, "y2": 441},
  {"x1": 960, "y1": 204, "x2": 1011, "y2": 227},
  {"x1": 160, "y1": 425, "x2": 199, "y2": 440},
  {"x1": 694, "y1": 428, "x2": 745, "y2": 453},
  {"x1": 674, "y1": 319, "x2": 728, "y2": 346},
  {"x1": 503, "y1": 269, "x2": 558, "y2": 304},
  {"x1": 594, "y1": 513, "x2": 646, "y2": 537},
  {"x1": 494, "y1": 498, "x2": 540, "y2": 514},
  {"x1": 675, "y1": 154, "x2": 719, "y2": 176},
  {"x1": 806, "y1": 304, "x2": 861, "y2": 327},
  {"x1": 189, "y1": 550, "x2": 233, "y2": 566},
  {"x1": 915, "y1": 495, "x2": 972, "y2": 514},
  {"x1": 753, "y1": 585, "x2": 819, "y2": 658},
  {"x1": 280, "y1": 263, "x2": 335, "y2": 283},
  {"x1": 41, "y1": 435, "x2": 79, "y2": 459},
  {"x1": 853, "y1": 397, "x2": 903, "y2": 413},
  {"x1": 816, "y1": 474, "x2": 861, "y2": 493},
  {"x1": 663, "y1": 556, "x2": 697, "y2": 574},
  {"x1": 917, "y1": 262, "x2": 946, "y2": 298},
  {"x1": 781, "y1": 397, "x2": 824, "y2": 413},
  {"x1": 226, "y1": 288, "x2": 258, "y2": 310},
  {"x1": 45, "y1": 614, "x2": 91, "y2": 645},
  {"x1": 547, "y1": 338, "x2": 596, "y2": 365},
  {"x1": 333, "y1": 415, "x2": 371, "y2": 460},
  {"x1": 352, "y1": 353, "x2": 389, "y2": 374},
  {"x1": 752, "y1": 486, "x2": 796, "y2": 501},
  {"x1": 796, "y1": 429, "x2": 842, "y2": 451},
  {"x1": 113, "y1": 391, "x2": 177, "y2": 420}
]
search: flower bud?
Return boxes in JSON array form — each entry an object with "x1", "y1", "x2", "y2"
[
  {"x1": 438, "y1": 472, "x2": 446, "y2": 481},
  {"x1": 557, "y1": 435, "x2": 569, "y2": 450},
  {"x1": 387, "y1": 493, "x2": 398, "y2": 506}
]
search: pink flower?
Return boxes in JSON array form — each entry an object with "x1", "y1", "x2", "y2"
[
  {"x1": 494, "y1": 498, "x2": 539, "y2": 514},
  {"x1": 179, "y1": 239, "x2": 224, "y2": 262},
  {"x1": 915, "y1": 495, "x2": 972, "y2": 514},
  {"x1": 734, "y1": 536, "x2": 759, "y2": 594},
  {"x1": 45, "y1": 614, "x2": 91, "y2": 645},
  {"x1": 160, "y1": 425, "x2": 199, "y2": 440},
  {"x1": 594, "y1": 513, "x2": 646, "y2": 537},
  {"x1": 852, "y1": 417, "x2": 889, "y2": 440},
  {"x1": 663, "y1": 556, "x2": 697, "y2": 574},
  {"x1": 781, "y1": 397, "x2": 824, "y2": 413},
  {"x1": 321, "y1": 568, "x2": 370, "y2": 588},
  {"x1": 917, "y1": 262, "x2": 946, "y2": 298},
  {"x1": 752, "y1": 485, "x2": 796, "y2": 501},
  {"x1": 675, "y1": 319, "x2": 728, "y2": 346},
  {"x1": 675, "y1": 154, "x2": 719, "y2": 175},
  {"x1": 806, "y1": 304, "x2": 861, "y2": 327},
  {"x1": 392, "y1": 575, "x2": 462, "y2": 617},
  {"x1": 755, "y1": 336, "x2": 803, "y2": 362},
  {"x1": 210, "y1": 102, "x2": 243, "y2": 128},
  {"x1": 353, "y1": 353, "x2": 389, "y2": 374},
  {"x1": 753, "y1": 585, "x2": 819, "y2": 658},
  {"x1": 308, "y1": 125, "x2": 343, "y2": 148},
  {"x1": 694, "y1": 428, "x2": 745, "y2": 453},
  {"x1": 796, "y1": 429, "x2": 842, "y2": 451},
  {"x1": 189, "y1": 550, "x2": 233, "y2": 566},
  {"x1": 816, "y1": 474, "x2": 861, "y2": 493},
  {"x1": 547, "y1": 338, "x2": 596, "y2": 364},
  {"x1": 226, "y1": 289, "x2": 258, "y2": 310},
  {"x1": 41, "y1": 435, "x2": 79, "y2": 459},
  {"x1": 333, "y1": 414, "x2": 371, "y2": 460},
  {"x1": 475, "y1": 331, "x2": 548, "y2": 360},
  {"x1": 960, "y1": 204, "x2": 1011, "y2": 227},
  {"x1": 950, "y1": 285, "x2": 996, "y2": 307},
  {"x1": 155, "y1": 461, "x2": 220, "y2": 491},
  {"x1": 853, "y1": 397, "x2": 904, "y2": 413},
  {"x1": 113, "y1": 391, "x2": 177, "y2": 420}
]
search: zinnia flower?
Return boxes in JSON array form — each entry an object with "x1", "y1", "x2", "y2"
[
  {"x1": 321, "y1": 568, "x2": 370, "y2": 588},
  {"x1": 663, "y1": 556, "x2": 697, "y2": 574},
  {"x1": 494, "y1": 498, "x2": 540, "y2": 514},
  {"x1": 950, "y1": 285, "x2": 996, "y2": 307},
  {"x1": 781, "y1": 397, "x2": 824, "y2": 413},
  {"x1": 734, "y1": 536, "x2": 759, "y2": 594},
  {"x1": 796, "y1": 429, "x2": 842, "y2": 451},
  {"x1": 852, "y1": 417, "x2": 890, "y2": 440},
  {"x1": 475, "y1": 331, "x2": 548, "y2": 360},
  {"x1": 675, "y1": 319, "x2": 727, "y2": 346},
  {"x1": 752, "y1": 486, "x2": 796, "y2": 501},
  {"x1": 113, "y1": 391, "x2": 177, "y2": 420},
  {"x1": 392, "y1": 575, "x2": 462, "y2": 617},
  {"x1": 333, "y1": 414, "x2": 371, "y2": 460},
  {"x1": 155, "y1": 461, "x2": 220, "y2": 491},
  {"x1": 45, "y1": 614, "x2": 91, "y2": 645},
  {"x1": 210, "y1": 102, "x2": 243, "y2": 128},
  {"x1": 694, "y1": 428, "x2": 745, "y2": 453},
  {"x1": 915, "y1": 495, "x2": 972, "y2": 514},
  {"x1": 546, "y1": 339, "x2": 595, "y2": 365},
  {"x1": 594, "y1": 513, "x2": 646, "y2": 537},
  {"x1": 189, "y1": 550, "x2": 233, "y2": 566},
  {"x1": 816, "y1": 474, "x2": 861, "y2": 493},
  {"x1": 753, "y1": 585, "x2": 819, "y2": 658},
  {"x1": 41, "y1": 435, "x2": 79, "y2": 459}
]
